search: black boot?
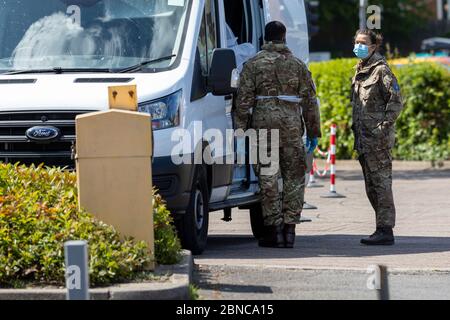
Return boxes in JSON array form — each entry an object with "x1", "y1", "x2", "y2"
[
  {"x1": 361, "y1": 227, "x2": 395, "y2": 245},
  {"x1": 284, "y1": 224, "x2": 296, "y2": 248},
  {"x1": 258, "y1": 224, "x2": 285, "y2": 248}
]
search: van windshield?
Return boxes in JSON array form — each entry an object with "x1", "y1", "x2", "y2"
[{"x1": 0, "y1": 0, "x2": 189, "y2": 73}]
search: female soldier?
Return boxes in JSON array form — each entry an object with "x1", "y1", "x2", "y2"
[{"x1": 351, "y1": 29, "x2": 403, "y2": 245}]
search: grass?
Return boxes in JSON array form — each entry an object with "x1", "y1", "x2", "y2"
[{"x1": 189, "y1": 284, "x2": 200, "y2": 300}]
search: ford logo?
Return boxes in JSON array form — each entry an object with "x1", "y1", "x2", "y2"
[{"x1": 26, "y1": 126, "x2": 61, "y2": 141}]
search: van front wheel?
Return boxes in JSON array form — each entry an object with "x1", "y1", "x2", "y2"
[{"x1": 178, "y1": 165, "x2": 209, "y2": 255}]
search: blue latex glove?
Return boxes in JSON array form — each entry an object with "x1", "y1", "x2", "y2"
[{"x1": 306, "y1": 137, "x2": 318, "y2": 154}]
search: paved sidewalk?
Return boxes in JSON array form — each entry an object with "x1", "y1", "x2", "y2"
[{"x1": 196, "y1": 161, "x2": 450, "y2": 271}]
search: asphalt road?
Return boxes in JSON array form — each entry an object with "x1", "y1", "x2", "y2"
[
  {"x1": 193, "y1": 161, "x2": 450, "y2": 300},
  {"x1": 194, "y1": 265, "x2": 450, "y2": 300}
]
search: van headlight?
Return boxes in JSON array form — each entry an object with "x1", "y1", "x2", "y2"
[{"x1": 138, "y1": 90, "x2": 182, "y2": 130}]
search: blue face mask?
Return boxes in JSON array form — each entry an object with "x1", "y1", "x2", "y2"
[{"x1": 353, "y1": 44, "x2": 369, "y2": 59}]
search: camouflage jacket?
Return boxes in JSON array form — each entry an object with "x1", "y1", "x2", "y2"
[
  {"x1": 235, "y1": 42, "x2": 321, "y2": 138},
  {"x1": 351, "y1": 52, "x2": 403, "y2": 154}
]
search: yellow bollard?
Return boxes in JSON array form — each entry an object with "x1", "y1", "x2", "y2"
[{"x1": 75, "y1": 109, "x2": 154, "y2": 269}]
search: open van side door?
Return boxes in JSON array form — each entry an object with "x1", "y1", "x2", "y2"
[{"x1": 261, "y1": 0, "x2": 310, "y2": 64}]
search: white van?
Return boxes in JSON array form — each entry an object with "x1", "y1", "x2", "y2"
[{"x1": 0, "y1": 0, "x2": 310, "y2": 254}]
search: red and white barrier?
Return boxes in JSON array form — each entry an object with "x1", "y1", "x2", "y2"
[
  {"x1": 307, "y1": 143, "x2": 330, "y2": 189},
  {"x1": 307, "y1": 166, "x2": 319, "y2": 188},
  {"x1": 321, "y1": 124, "x2": 346, "y2": 198},
  {"x1": 312, "y1": 152, "x2": 331, "y2": 178},
  {"x1": 307, "y1": 157, "x2": 327, "y2": 188},
  {"x1": 330, "y1": 124, "x2": 337, "y2": 192},
  {"x1": 316, "y1": 148, "x2": 329, "y2": 157}
]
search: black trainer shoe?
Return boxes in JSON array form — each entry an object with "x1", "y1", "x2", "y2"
[
  {"x1": 258, "y1": 224, "x2": 285, "y2": 248},
  {"x1": 361, "y1": 227, "x2": 395, "y2": 245}
]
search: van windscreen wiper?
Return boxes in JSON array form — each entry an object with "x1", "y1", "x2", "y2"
[
  {"x1": 117, "y1": 55, "x2": 176, "y2": 73},
  {"x1": 4, "y1": 55, "x2": 177, "y2": 75},
  {"x1": 4, "y1": 67, "x2": 114, "y2": 75}
]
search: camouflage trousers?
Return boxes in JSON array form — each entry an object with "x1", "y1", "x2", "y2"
[
  {"x1": 358, "y1": 150, "x2": 396, "y2": 228},
  {"x1": 251, "y1": 108, "x2": 306, "y2": 227}
]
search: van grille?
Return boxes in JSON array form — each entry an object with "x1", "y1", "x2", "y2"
[{"x1": 0, "y1": 111, "x2": 94, "y2": 168}]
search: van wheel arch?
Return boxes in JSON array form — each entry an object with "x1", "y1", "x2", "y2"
[
  {"x1": 176, "y1": 164, "x2": 210, "y2": 255},
  {"x1": 175, "y1": 140, "x2": 212, "y2": 255}
]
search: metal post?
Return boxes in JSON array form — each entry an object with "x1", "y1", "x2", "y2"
[
  {"x1": 359, "y1": 0, "x2": 367, "y2": 29},
  {"x1": 64, "y1": 240, "x2": 90, "y2": 300},
  {"x1": 367, "y1": 264, "x2": 390, "y2": 300},
  {"x1": 378, "y1": 265, "x2": 390, "y2": 300},
  {"x1": 437, "y1": 0, "x2": 443, "y2": 20},
  {"x1": 447, "y1": 0, "x2": 450, "y2": 20}
]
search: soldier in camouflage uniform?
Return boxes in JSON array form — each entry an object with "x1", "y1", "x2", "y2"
[
  {"x1": 235, "y1": 22, "x2": 321, "y2": 248},
  {"x1": 351, "y1": 29, "x2": 403, "y2": 245}
]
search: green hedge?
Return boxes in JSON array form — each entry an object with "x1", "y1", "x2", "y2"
[
  {"x1": 310, "y1": 59, "x2": 450, "y2": 161},
  {"x1": 0, "y1": 164, "x2": 181, "y2": 288},
  {"x1": 310, "y1": 58, "x2": 358, "y2": 159},
  {"x1": 394, "y1": 63, "x2": 450, "y2": 161}
]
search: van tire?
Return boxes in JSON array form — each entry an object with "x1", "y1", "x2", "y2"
[
  {"x1": 178, "y1": 165, "x2": 209, "y2": 255},
  {"x1": 249, "y1": 202, "x2": 265, "y2": 240}
]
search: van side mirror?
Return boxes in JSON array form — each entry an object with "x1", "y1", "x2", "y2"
[{"x1": 208, "y1": 49, "x2": 237, "y2": 96}]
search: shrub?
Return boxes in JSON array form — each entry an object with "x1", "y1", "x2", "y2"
[
  {"x1": 153, "y1": 191, "x2": 182, "y2": 265},
  {"x1": 0, "y1": 163, "x2": 181, "y2": 288},
  {"x1": 310, "y1": 59, "x2": 450, "y2": 161},
  {"x1": 393, "y1": 63, "x2": 450, "y2": 161},
  {"x1": 310, "y1": 58, "x2": 358, "y2": 159}
]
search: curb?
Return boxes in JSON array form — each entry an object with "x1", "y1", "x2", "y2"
[{"x1": 0, "y1": 250, "x2": 193, "y2": 300}]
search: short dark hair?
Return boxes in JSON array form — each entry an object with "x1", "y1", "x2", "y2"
[
  {"x1": 264, "y1": 21, "x2": 286, "y2": 42},
  {"x1": 355, "y1": 29, "x2": 384, "y2": 51}
]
